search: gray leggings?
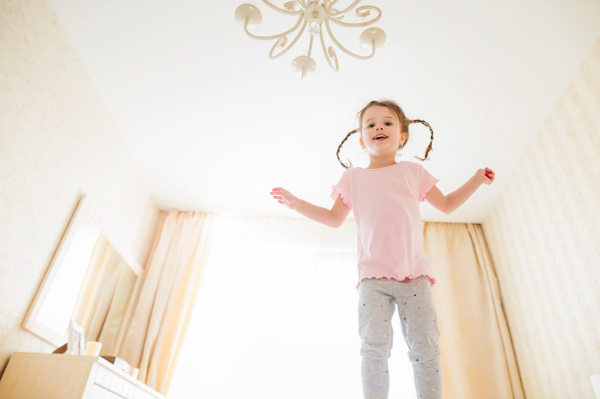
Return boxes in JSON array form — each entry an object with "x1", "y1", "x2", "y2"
[{"x1": 358, "y1": 276, "x2": 442, "y2": 399}]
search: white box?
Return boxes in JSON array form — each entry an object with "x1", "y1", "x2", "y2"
[{"x1": 590, "y1": 373, "x2": 600, "y2": 399}]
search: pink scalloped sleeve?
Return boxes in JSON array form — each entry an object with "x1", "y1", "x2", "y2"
[
  {"x1": 331, "y1": 172, "x2": 352, "y2": 210},
  {"x1": 418, "y1": 164, "x2": 440, "y2": 202}
]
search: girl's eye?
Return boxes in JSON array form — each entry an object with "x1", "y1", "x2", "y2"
[{"x1": 367, "y1": 122, "x2": 393, "y2": 128}]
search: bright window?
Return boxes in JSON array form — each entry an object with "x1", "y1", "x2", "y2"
[{"x1": 168, "y1": 215, "x2": 417, "y2": 398}]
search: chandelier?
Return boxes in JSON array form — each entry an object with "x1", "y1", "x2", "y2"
[{"x1": 234, "y1": 0, "x2": 386, "y2": 80}]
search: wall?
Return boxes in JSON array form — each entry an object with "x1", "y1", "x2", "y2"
[
  {"x1": 482, "y1": 36, "x2": 600, "y2": 398},
  {"x1": 0, "y1": 0, "x2": 162, "y2": 373}
]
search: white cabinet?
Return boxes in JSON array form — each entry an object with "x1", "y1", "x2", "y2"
[{"x1": 0, "y1": 352, "x2": 165, "y2": 399}]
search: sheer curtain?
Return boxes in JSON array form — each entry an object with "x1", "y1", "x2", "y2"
[
  {"x1": 423, "y1": 222, "x2": 524, "y2": 399},
  {"x1": 120, "y1": 210, "x2": 216, "y2": 394},
  {"x1": 168, "y1": 214, "x2": 420, "y2": 399}
]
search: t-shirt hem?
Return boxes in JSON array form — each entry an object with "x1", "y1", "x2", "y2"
[
  {"x1": 419, "y1": 178, "x2": 441, "y2": 202},
  {"x1": 331, "y1": 186, "x2": 352, "y2": 210},
  {"x1": 355, "y1": 274, "x2": 437, "y2": 291}
]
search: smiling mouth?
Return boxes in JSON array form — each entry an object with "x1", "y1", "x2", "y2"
[{"x1": 374, "y1": 136, "x2": 388, "y2": 141}]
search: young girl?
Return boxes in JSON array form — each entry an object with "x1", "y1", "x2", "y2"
[{"x1": 270, "y1": 100, "x2": 495, "y2": 399}]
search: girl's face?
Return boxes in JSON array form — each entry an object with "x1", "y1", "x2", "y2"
[{"x1": 360, "y1": 106, "x2": 406, "y2": 154}]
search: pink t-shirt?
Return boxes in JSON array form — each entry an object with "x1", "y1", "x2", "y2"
[{"x1": 330, "y1": 161, "x2": 440, "y2": 291}]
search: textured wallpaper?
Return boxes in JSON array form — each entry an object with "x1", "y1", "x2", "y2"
[
  {"x1": 0, "y1": 0, "x2": 161, "y2": 374},
  {"x1": 482, "y1": 37, "x2": 600, "y2": 398}
]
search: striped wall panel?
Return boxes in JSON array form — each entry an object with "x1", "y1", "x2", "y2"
[{"x1": 481, "y1": 37, "x2": 600, "y2": 399}]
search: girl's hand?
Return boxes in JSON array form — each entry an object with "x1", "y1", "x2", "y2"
[
  {"x1": 476, "y1": 168, "x2": 495, "y2": 185},
  {"x1": 270, "y1": 187, "x2": 300, "y2": 210}
]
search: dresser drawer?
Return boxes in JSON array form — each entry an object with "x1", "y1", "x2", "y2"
[
  {"x1": 90, "y1": 384, "x2": 122, "y2": 399},
  {"x1": 94, "y1": 365, "x2": 147, "y2": 398}
]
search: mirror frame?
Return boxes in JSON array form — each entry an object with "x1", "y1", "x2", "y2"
[{"x1": 22, "y1": 193, "x2": 144, "y2": 349}]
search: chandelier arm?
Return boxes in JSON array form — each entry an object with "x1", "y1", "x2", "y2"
[
  {"x1": 269, "y1": 21, "x2": 308, "y2": 59},
  {"x1": 328, "y1": 0, "x2": 362, "y2": 16},
  {"x1": 325, "y1": 19, "x2": 375, "y2": 60},
  {"x1": 327, "y1": 0, "x2": 340, "y2": 11},
  {"x1": 328, "y1": 6, "x2": 381, "y2": 27},
  {"x1": 244, "y1": 14, "x2": 303, "y2": 41},
  {"x1": 302, "y1": 34, "x2": 315, "y2": 80},
  {"x1": 261, "y1": 0, "x2": 304, "y2": 15},
  {"x1": 294, "y1": 0, "x2": 307, "y2": 11},
  {"x1": 319, "y1": 29, "x2": 339, "y2": 72}
]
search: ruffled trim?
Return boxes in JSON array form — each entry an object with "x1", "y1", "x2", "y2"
[
  {"x1": 331, "y1": 185, "x2": 352, "y2": 210},
  {"x1": 355, "y1": 274, "x2": 437, "y2": 291},
  {"x1": 419, "y1": 178, "x2": 440, "y2": 202}
]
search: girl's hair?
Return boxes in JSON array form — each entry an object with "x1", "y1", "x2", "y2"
[{"x1": 335, "y1": 100, "x2": 434, "y2": 169}]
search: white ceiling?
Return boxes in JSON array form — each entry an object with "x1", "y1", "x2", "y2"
[{"x1": 49, "y1": 0, "x2": 600, "y2": 223}]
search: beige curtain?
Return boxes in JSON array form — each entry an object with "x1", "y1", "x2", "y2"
[
  {"x1": 119, "y1": 210, "x2": 216, "y2": 395},
  {"x1": 71, "y1": 234, "x2": 137, "y2": 355},
  {"x1": 423, "y1": 222, "x2": 525, "y2": 399}
]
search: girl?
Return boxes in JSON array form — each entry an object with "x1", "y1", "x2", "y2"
[{"x1": 270, "y1": 100, "x2": 495, "y2": 399}]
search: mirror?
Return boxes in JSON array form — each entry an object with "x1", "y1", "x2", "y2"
[{"x1": 23, "y1": 194, "x2": 142, "y2": 356}]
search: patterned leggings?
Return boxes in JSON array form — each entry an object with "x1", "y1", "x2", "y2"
[{"x1": 358, "y1": 276, "x2": 442, "y2": 399}]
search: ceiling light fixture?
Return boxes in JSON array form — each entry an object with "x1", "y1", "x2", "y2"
[{"x1": 234, "y1": 0, "x2": 386, "y2": 80}]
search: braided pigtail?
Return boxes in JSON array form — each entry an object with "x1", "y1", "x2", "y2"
[
  {"x1": 411, "y1": 119, "x2": 435, "y2": 161},
  {"x1": 336, "y1": 129, "x2": 359, "y2": 169}
]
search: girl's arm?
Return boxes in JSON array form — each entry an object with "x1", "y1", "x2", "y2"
[
  {"x1": 270, "y1": 187, "x2": 349, "y2": 228},
  {"x1": 425, "y1": 168, "x2": 495, "y2": 215},
  {"x1": 296, "y1": 196, "x2": 350, "y2": 228}
]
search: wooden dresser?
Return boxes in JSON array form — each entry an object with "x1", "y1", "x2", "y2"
[{"x1": 0, "y1": 352, "x2": 165, "y2": 399}]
